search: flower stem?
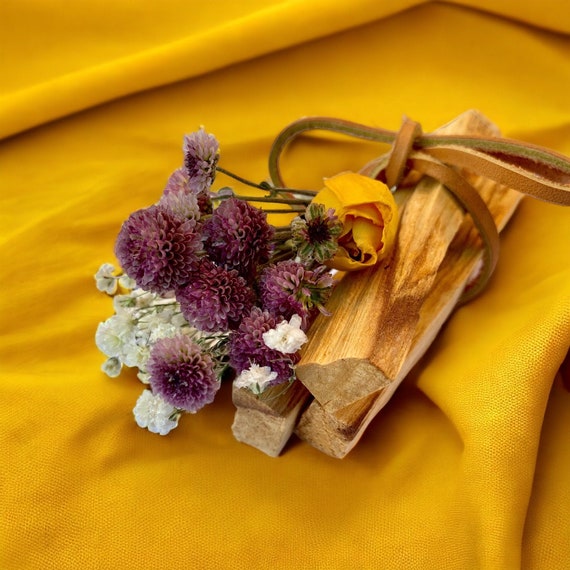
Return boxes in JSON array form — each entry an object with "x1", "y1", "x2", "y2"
[
  {"x1": 261, "y1": 207, "x2": 305, "y2": 214},
  {"x1": 216, "y1": 166, "x2": 264, "y2": 190},
  {"x1": 218, "y1": 193, "x2": 310, "y2": 206},
  {"x1": 270, "y1": 187, "x2": 318, "y2": 197},
  {"x1": 216, "y1": 166, "x2": 317, "y2": 198},
  {"x1": 272, "y1": 231, "x2": 293, "y2": 239}
]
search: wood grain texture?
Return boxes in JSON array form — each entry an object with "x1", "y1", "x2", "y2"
[
  {"x1": 230, "y1": 110, "x2": 522, "y2": 458},
  {"x1": 295, "y1": 110, "x2": 523, "y2": 458}
]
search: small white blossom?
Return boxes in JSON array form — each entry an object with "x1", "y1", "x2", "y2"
[
  {"x1": 262, "y1": 314, "x2": 308, "y2": 354},
  {"x1": 95, "y1": 314, "x2": 135, "y2": 358},
  {"x1": 118, "y1": 274, "x2": 136, "y2": 290},
  {"x1": 234, "y1": 364, "x2": 278, "y2": 395},
  {"x1": 95, "y1": 263, "x2": 118, "y2": 294},
  {"x1": 148, "y1": 322, "x2": 179, "y2": 343},
  {"x1": 122, "y1": 341, "x2": 149, "y2": 369},
  {"x1": 133, "y1": 390, "x2": 180, "y2": 435},
  {"x1": 101, "y1": 356, "x2": 122, "y2": 378},
  {"x1": 137, "y1": 370, "x2": 151, "y2": 384}
]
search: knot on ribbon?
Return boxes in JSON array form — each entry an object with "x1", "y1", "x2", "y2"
[{"x1": 268, "y1": 115, "x2": 570, "y2": 302}]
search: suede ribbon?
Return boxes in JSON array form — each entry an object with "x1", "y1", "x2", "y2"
[{"x1": 268, "y1": 116, "x2": 570, "y2": 302}]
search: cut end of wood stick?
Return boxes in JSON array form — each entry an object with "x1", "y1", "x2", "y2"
[
  {"x1": 295, "y1": 358, "x2": 390, "y2": 411},
  {"x1": 232, "y1": 408, "x2": 297, "y2": 457},
  {"x1": 230, "y1": 381, "x2": 310, "y2": 456},
  {"x1": 294, "y1": 388, "x2": 386, "y2": 458}
]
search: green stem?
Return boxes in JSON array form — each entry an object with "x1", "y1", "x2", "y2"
[
  {"x1": 216, "y1": 193, "x2": 310, "y2": 206},
  {"x1": 270, "y1": 187, "x2": 318, "y2": 197},
  {"x1": 269, "y1": 249, "x2": 295, "y2": 263},
  {"x1": 216, "y1": 166, "x2": 317, "y2": 198},
  {"x1": 216, "y1": 166, "x2": 264, "y2": 190},
  {"x1": 261, "y1": 208, "x2": 305, "y2": 214}
]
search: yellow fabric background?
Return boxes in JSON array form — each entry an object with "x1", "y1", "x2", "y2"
[{"x1": 1, "y1": 1, "x2": 569, "y2": 568}]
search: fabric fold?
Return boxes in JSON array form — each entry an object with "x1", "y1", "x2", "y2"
[
  {"x1": 1, "y1": 1, "x2": 569, "y2": 568},
  {"x1": 0, "y1": 0, "x2": 424, "y2": 140},
  {"x1": 2, "y1": 0, "x2": 568, "y2": 140}
]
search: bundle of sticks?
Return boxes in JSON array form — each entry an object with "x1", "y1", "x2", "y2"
[{"x1": 231, "y1": 110, "x2": 523, "y2": 458}]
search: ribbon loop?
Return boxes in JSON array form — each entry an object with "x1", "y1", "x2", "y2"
[
  {"x1": 267, "y1": 116, "x2": 570, "y2": 301},
  {"x1": 385, "y1": 117, "x2": 422, "y2": 190}
]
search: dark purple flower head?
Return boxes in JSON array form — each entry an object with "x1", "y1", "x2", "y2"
[
  {"x1": 259, "y1": 260, "x2": 334, "y2": 327},
  {"x1": 203, "y1": 197, "x2": 274, "y2": 282},
  {"x1": 148, "y1": 334, "x2": 220, "y2": 413},
  {"x1": 176, "y1": 258, "x2": 255, "y2": 333},
  {"x1": 229, "y1": 307, "x2": 298, "y2": 386},
  {"x1": 114, "y1": 205, "x2": 202, "y2": 294},
  {"x1": 183, "y1": 128, "x2": 219, "y2": 193}
]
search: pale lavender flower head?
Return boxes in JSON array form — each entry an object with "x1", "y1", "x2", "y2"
[
  {"x1": 163, "y1": 167, "x2": 212, "y2": 215},
  {"x1": 163, "y1": 167, "x2": 190, "y2": 196},
  {"x1": 115, "y1": 205, "x2": 202, "y2": 294},
  {"x1": 176, "y1": 258, "x2": 255, "y2": 333},
  {"x1": 158, "y1": 185, "x2": 200, "y2": 221},
  {"x1": 148, "y1": 334, "x2": 220, "y2": 413},
  {"x1": 158, "y1": 168, "x2": 200, "y2": 221},
  {"x1": 258, "y1": 260, "x2": 334, "y2": 327},
  {"x1": 229, "y1": 307, "x2": 298, "y2": 386},
  {"x1": 183, "y1": 127, "x2": 219, "y2": 193},
  {"x1": 203, "y1": 197, "x2": 274, "y2": 282}
]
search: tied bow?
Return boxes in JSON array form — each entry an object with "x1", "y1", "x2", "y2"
[{"x1": 268, "y1": 116, "x2": 570, "y2": 302}]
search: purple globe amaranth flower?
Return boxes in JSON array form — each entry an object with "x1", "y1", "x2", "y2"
[
  {"x1": 163, "y1": 167, "x2": 190, "y2": 196},
  {"x1": 176, "y1": 258, "x2": 255, "y2": 333},
  {"x1": 203, "y1": 197, "x2": 274, "y2": 282},
  {"x1": 159, "y1": 169, "x2": 201, "y2": 221},
  {"x1": 229, "y1": 307, "x2": 298, "y2": 386},
  {"x1": 163, "y1": 167, "x2": 212, "y2": 216},
  {"x1": 258, "y1": 260, "x2": 334, "y2": 327},
  {"x1": 183, "y1": 127, "x2": 219, "y2": 193},
  {"x1": 115, "y1": 205, "x2": 202, "y2": 294},
  {"x1": 148, "y1": 334, "x2": 220, "y2": 413}
]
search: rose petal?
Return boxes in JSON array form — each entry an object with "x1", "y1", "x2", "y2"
[{"x1": 313, "y1": 172, "x2": 399, "y2": 271}]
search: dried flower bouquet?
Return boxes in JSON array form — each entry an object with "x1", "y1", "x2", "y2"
[{"x1": 96, "y1": 111, "x2": 570, "y2": 455}]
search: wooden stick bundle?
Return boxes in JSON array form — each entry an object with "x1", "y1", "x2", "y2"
[{"x1": 232, "y1": 110, "x2": 522, "y2": 457}]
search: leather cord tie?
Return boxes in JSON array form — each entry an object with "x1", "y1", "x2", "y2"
[{"x1": 268, "y1": 116, "x2": 570, "y2": 302}]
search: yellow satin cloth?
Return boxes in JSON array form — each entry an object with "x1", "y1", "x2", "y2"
[{"x1": 1, "y1": 1, "x2": 569, "y2": 568}]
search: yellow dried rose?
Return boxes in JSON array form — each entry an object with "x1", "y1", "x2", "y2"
[{"x1": 312, "y1": 172, "x2": 399, "y2": 271}]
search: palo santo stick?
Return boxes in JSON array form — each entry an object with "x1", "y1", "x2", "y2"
[
  {"x1": 295, "y1": 110, "x2": 522, "y2": 458},
  {"x1": 297, "y1": 175, "x2": 464, "y2": 404},
  {"x1": 231, "y1": 379, "x2": 310, "y2": 457}
]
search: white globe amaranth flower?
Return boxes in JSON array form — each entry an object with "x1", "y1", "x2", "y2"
[
  {"x1": 95, "y1": 263, "x2": 118, "y2": 294},
  {"x1": 122, "y1": 341, "x2": 150, "y2": 369},
  {"x1": 262, "y1": 314, "x2": 308, "y2": 354},
  {"x1": 101, "y1": 356, "x2": 122, "y2": 378},
  {"x1": 95, "y1": 314, "x2": 135, "y2": 358},
  {"x1": 122, "y1": 316, "x2": 181, "y2": 370},
  {"x1": 133, "y1": 390, "x2": 180, "y2": 435},
  {"x1": 148, "y1": 322, "x2": 180, "y2": 343},
  {"x1": 234, "y1": 364, "x2": 277, "y2": 395}
]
